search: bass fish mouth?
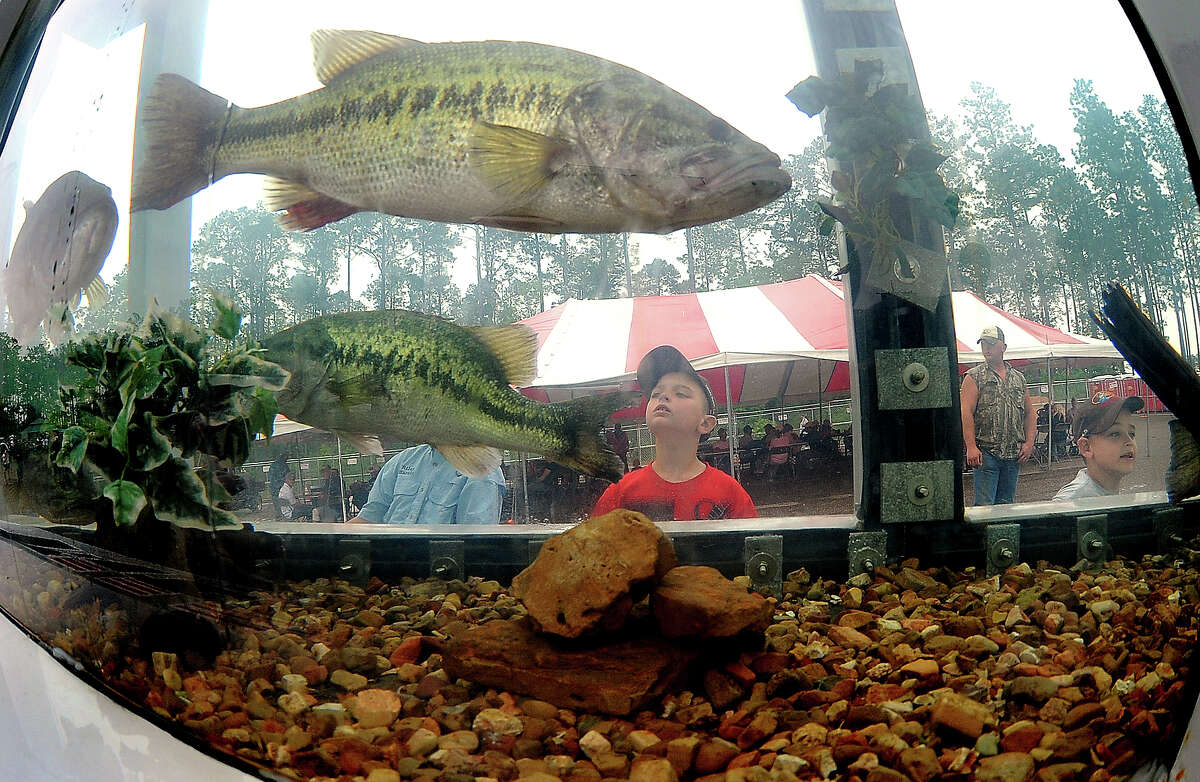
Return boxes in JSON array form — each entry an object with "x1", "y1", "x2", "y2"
[{"x1": 691, "y1": 151, "x2": 790, "y2": 196}]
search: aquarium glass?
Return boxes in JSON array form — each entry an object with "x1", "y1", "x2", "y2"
[{"x1": 0, "y1": 0, "x2": 1198, "y2": 779}]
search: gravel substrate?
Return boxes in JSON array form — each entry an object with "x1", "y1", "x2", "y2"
[{"x1": 10, "y1": 547, "x2": 1200, "y2": 782}]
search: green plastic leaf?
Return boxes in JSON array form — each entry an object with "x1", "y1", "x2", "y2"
[
  {"x1": 852, "y1": 58, "x2": 885, "y2": 97},
  {"x1": 103, "y1": 480, "x2": 147, "y2": 527},
  {"x1": 818, "y1": 215, "x2": 836, "y2": 237},
  {"x1": 55, "y1": 426, "x2": 88, "y2": 472},
  {"x1": 830, "y1": 169, "x2": 853, "y2": 195},
  {"x1": 785, "y1": 75, "x2": 832, "y2": 116},
  {"x1": 211, "y1": 290, "x2": 243, "y2": 341},
  {"x1": 904, "y1": 145, "x2": 949, "y2": 173},
  {"x1": 111, "y1": 396, "x2": 134, "y2": 455},
  {"x1": 147, "y1": 458, "x2": 239, "y2": 529},
  {"x1": 249, "y1": 386, "x2": 279, "y2": 440},
  {"x1": 132, "y1": 413, "x2": 172, "y2": 471}
]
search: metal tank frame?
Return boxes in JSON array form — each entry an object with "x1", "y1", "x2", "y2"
[{"x1": 3, "y1": 0, "x2": 1200, "y2": 779}]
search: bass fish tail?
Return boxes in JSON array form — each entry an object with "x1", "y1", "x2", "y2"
[
  {"x1": 132, "y1": 73, "x2": 233, "y2": 212},
  {"x1": 548, "y1": 392, "x2": 639, "y2": 483}
]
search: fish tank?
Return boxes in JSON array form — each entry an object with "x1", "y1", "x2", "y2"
[{"x1": 3, "y1": 0, "x2": 1200, "y2": 779}]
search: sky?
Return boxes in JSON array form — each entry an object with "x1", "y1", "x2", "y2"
[{"x1": 0, "y1": 0, "x2": 1172, "y2": 309}]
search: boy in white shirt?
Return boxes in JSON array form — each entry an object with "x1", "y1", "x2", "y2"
[{"x1": 1053, "y1": 392, "x2": 1142, "y2": 501}]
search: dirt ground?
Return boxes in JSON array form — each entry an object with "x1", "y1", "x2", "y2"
[{"x1": 745, "y1": 412, "x2": 1174, "y2": 517}]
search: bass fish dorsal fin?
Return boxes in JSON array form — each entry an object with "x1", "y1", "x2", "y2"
[
  {"x1": 311, "y1": 29, "x2": 426, "y2": 85},
  {"x1": 469, "y1": 323, "x2": 538, "y2": 386},
  {"x1": 437, "y1": 444, "x2": 502, "y2": 479},
  {"x1": 468, "y1": 122, "x2": 566, "y2": 205}
]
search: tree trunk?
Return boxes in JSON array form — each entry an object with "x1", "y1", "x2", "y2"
[
  {"x1": 622, "y1": 234, "x2": 633, "y2": 297},
  {"x1": 684, "y1": 228, "x2": 696, "y2": 292}
]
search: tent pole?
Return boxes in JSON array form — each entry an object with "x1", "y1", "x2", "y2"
[
  {"x1": 817, "y1": 360, "x2": 824, "y2": 424},
  {"x1": 1046, "y1": 356, "x2": 1053, "y2": 471},
  {"x1": 337, "y1": 435, "x2": 347, "y2": 522},
  {"x1": 723, "y1": 365, "x2": 736, "y2": 478},
  {"x1": 521, "y1": 452, "x2": 530, "y2": 523}
]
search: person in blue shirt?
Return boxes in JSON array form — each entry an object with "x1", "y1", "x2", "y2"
[{"x1": 348, "y1": 444, "x2": 506, "y2": 525}]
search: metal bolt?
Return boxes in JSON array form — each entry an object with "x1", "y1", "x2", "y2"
[
  {"x1": 861, "y1": 559, "x2": 875, "y2": 572},
  {"x1": 757, "y1": 562, "x2": 770, "y2": 577},
  {"x1": 1089, "y1": 539, "x2": 1103, "y2": 552},
  {"x1": 340, "y1": 562, "x2": 354, "y2": 572},
  {"x1": 908, "y1": 367, "x2": 926, "y2": 385},
  {"x1": 914, "y1": 485, "x2": 930, "y2": 499},
  {"x1": 999, "y1": 547, "x2": 1013, "y2": 560},
  {"x1": 434, "y1": 564, "x2": 450, "y2": 576}
]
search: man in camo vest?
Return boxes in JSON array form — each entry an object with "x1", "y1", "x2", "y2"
[{"x1": 961, "y1": 326, "x2": 1036, "y2": 505}]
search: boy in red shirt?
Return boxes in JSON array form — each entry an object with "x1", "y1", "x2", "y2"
[{"x1": 591, "y1": 345, "x2": 757, "y2": 520}]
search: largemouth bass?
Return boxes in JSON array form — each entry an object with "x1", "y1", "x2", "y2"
[
  {"x1": 4, "y1": 171, "x2": 116, "y2": 346},
  {"x1": 132, "y1": 30, "x2": 790, "y2": 234},
  {"x1": 261, "y1": 309, "x2": 635, "y2": 480}
]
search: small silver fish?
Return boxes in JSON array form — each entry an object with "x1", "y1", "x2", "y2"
[{"x1": 3, "y1": 171, "x2": 117, "y2": 346}]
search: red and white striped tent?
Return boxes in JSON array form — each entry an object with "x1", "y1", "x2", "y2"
[{"x1": 518, "y1": 276, "x2": 1120, "y2": 408}]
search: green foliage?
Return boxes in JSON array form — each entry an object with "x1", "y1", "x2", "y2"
[
  {"x1": 53, "y1": 295, "x2": 287, "y2": 528},
  {"x1": 788, "y1": 59, "x2": 960, "y2": 272}
]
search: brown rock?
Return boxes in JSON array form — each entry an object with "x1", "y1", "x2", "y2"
[
  {"x1": 630, "y1": 757, "x2": 678, "y2": 782},
  {"x1": 652, "y1": 566, "x2": 771, "y2": 638},
  {"x1": 976, "y1": 752, "x2": 1034, "y2": 782},
  {"x1": 511, "y1": 509, "x2": 677, "y2": 638},
  {"x1": 1036, "y1": 763, "x2": 1087, "y2": 782},
  {"x1": 666, "y1": 736, "x2": 701, "y2": 775},
  {"x1": 1063, "y1": 702, "x2": 1105, "y2": 731},
  {"x1": 389, "y1": 636, "x2": 424, "y2": 668},
  {"x1": 694, "y1": 738, "x2": 740, "y2": 774},
  {"x1": 1049, "y1": 728, "x2": 1095, "y2": 761},
  {"x1": 1010, "y1": 677, "x2": 1060, "y2": 703},
  {"x1": 899, "y1": 659, "x2": 939, "y2": 678},
  {"x1": 1000, "y1": 722, "x2": 1045, "y2": 754},
  {"x1": 703, "y1": 669, "x2": 745, "y2": 711},
  {"x1": 866, "y1": 768, "x2": 914, "y2": 782},
  {"x1": 827, "y1": 625, "x2": 873, "y2": 649},
  {"x1": 442, "y1": 618, "x2": 695, "y2": 716},
  {"x1": 924, "y1": 635, "x2": 966, "y2": 655},
  {"x1": 942, "y1": 616, "x2": 985, "y2": 637},
  {"x1": 846, "y1": 704, "x2": 890, "y2": 727},
  {"x1": 838, "y1": 610, "x2": 876, "y2": 629},
  {"x1": 898, "y1": 746, "x2": 941, "y2": 782},
  {"x1": 736, "y1": 710, "x2": 778, "y2": 749},
  {"x1": 930, "y1": 692, "x2": 993, "y2": 739}
]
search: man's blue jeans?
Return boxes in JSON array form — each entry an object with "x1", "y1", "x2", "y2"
[{"x1": 974, "y1": 449, "x2": 1019, "y2": 505}]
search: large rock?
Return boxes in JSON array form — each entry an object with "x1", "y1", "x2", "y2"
[
  {"x1": 442, "y1": 618, "x2": 696, "y2": 716},
  {"x1": 512, "y1": 510, "x2": 677, "y2": 638},
  {"x1": 652, "y1": 566, "x2": 772, "y2": 638}
]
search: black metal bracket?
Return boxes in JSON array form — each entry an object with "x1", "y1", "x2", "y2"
[
  {"x1": 744, "y1": 535, "x2": 782, "y2": 597},
  {"x1": 429, "y1": 539, "x2": 465, "y2": 581},
  {"x1": 985, "y1": 523, "x2": 1021, "y2": 576}
]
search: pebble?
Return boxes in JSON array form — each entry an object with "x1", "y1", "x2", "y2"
[
  {"x1": 329, "y1": 669, "x2": 368, "y2": 691},
  {"x1": 474, "y1": 708, "x2": 525, "y2": 739}
]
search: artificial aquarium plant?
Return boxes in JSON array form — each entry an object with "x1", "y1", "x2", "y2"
[
  {"x1": 787, "y1": 58, "x2": 959, "y2": 311},
  {"x1": 52, "y1": 294, "x2": 288, "y2": 528}
]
